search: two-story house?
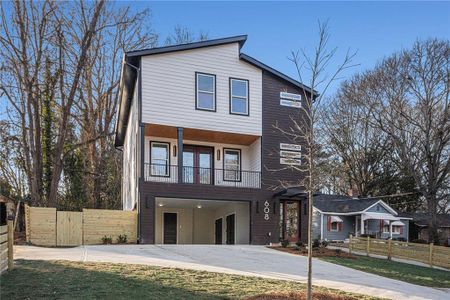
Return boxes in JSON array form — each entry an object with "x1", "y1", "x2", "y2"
[{"x1": 115, "y1": 35, "x2": 315, "y2": 245}]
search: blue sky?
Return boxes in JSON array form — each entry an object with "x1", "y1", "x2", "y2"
[{"x1": 124, "y1": 0, "x2": 450, "y2": 95}]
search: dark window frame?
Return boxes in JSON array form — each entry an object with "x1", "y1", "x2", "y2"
[
  {"x1": 195, "y1": 72, "x2": 217, "y2": 112},
  {"x1": 229, "y1": 77, "x2": 250, "y2": 116},
  {"x1": 150, "y1": 141, "x2": 171, "y2": 177},
  {"x1": 222, "y1": 148, "x2": 242, "y2": 182}
]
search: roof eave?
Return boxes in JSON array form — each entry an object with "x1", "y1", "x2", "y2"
[
  {"x1": 126, "y1": 35, "x2": 248, "y2": 58},
  {"x1": 239, "y1": 53, "x2": 318, "y2": 96}
]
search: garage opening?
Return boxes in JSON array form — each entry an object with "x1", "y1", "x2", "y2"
[{"x1": 155, "y1": 198, "x2": 250, "y2": 244}]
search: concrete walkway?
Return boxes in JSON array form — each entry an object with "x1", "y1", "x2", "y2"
[{"x1": 14, "y1": 245, "x2": 449, "y2": 300}]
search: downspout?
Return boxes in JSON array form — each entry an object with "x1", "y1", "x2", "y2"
[{"x1": 126, "y1": 58, "x2": 143, "y2": 244}]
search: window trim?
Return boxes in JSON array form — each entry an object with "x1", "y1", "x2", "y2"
[
  {"x1": 150, "y1": 141, "x2": 171, "y2": 177},
  {"x1": 330, "y1": 221, "x2": 339, "y2": 232},
  {"x1": 229, "y1": 77, "x2": 249, "y2": 116},
  {"x1": 222, "y1": 148, "x2": 242, "y2": 182},
  {"x1": 195, "y1": 72, "x2": 217, "y2": 112}
]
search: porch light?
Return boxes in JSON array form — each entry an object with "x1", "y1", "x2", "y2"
[
  {"x1": 217, "y1": 149, "x2": 221, "y2": 160},
  {"x1": 158, "y1": 203, "x2": 164, "y2": 207},
  {"x1": 173, "y1": 145, "x2": 177, "y2": 157},
  {"x1": 196, "y1": 205, "x2": 202, "y2": 209}
]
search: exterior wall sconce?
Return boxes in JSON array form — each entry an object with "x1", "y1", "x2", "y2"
[
  {"x1": 217, "y1": 149, "x2": 221, "y2": 160},
  {"x1": 173, "y1": 145, "x2": 177, "y2": 157}
]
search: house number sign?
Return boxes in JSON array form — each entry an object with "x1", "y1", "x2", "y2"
[{"x1": 264, "y1": 201, "x2": 270, "y2": 220}]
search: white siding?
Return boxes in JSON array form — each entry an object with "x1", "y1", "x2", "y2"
[
  {"x1": 248, "y1": 138, "x2": 261, "y2": 171},
  {"x1": 122, "y1": 83, "x2": 139, "y2": 210},
  {"x1": 141, "y1": 43, "x2": 262, "y2": 136}
]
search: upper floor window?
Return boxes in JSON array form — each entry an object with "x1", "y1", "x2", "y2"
[
  {"x1": 196, "y1": 72, "x2": 216, "y2": 111},
  {"x1": 151, "y1": 142, "x2": 170, "y2": 176},
  {"x1": 230, "y1": 78, "x2": 249, "y2": 115},
  {"x1": 223, "y1": 148, "x2": 241, "y2": 181}
]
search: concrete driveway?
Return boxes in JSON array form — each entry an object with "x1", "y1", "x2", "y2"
[{"x1": 15, "y1": 245, "x2": 449, "y2": 300}]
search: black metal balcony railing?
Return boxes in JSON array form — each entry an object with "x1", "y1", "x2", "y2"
[{"x1": 144, "y1": 163, "x2": 261, "y2": 189}]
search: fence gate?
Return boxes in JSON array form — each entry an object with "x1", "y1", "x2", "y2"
[{"x1": 56, "y1": 211, "x2": 82, "y2": 246}]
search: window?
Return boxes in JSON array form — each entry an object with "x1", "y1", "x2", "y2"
[
  {"x1": 223, "y1": 148, "x2": 241, "y2": 181},
  {"x1": 151, "y1": 142, "x2": 169, "y2": 176},
  {"x1": 392, "y1": 226, "x2": 402, "y2": 234},
  {"x1": 230, "y1": 78, "x2": 249, "y2": 115},
  {"x1": 196, "y1": 73, "x2": 216, "y2": 111},
  {"x1": 330, "y1": 222, "x2": 339, "y2": 231},
  {"x1": 383, "y1": 225, "x2": 402, "y2": 234}
]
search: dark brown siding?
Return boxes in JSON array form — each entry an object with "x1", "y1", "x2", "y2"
[
  {"x1": 261, "y1": 70, "x2": 309, "y2": 191},
  {"x1": 262, "y1": 70, "x2": 311, "y2": 243}
]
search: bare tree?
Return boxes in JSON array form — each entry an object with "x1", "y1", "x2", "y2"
[
  {"x1": 367, "y1": 39, "x2": 450, "y2": 243},
  {"x1": 73, "y1": 5, "x2": 157, "y2": 208},
  {"x1": 322, "y1": 74, "x2": 389, "y2": 197},
  {"x1": 274, "y1": 21, "x2": 357, "y2": 299},
  {"x1": 164, "y1": 25, "x2": 208, "y2": 46}
]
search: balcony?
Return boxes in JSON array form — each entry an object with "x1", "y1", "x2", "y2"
[{"x1": 144, "y1": 163, "x2": 261, "y2": 189}]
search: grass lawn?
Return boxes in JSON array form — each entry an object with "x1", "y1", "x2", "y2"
[
  {"x1": 320, "y1": 255, "x2": 450, "y2": 288},
  {"x1": 0, "y1": 260, "x2": 380, "y2": 300}
]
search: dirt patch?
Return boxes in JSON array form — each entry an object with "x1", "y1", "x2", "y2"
[
  {"x1": 270, "y1": 246, "x2": 355, "y2": 258},
  {"x1": 247, "y1": 291, "x2": 359, "y2": 300}
]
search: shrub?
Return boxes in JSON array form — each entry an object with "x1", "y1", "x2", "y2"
[
  {"x1": 295, "y1": 241, "x2": 304, "y2": 248},
  {"x1": 334, "y1": 249, "x2": 342, "y2": 255},
  {"x1": 312, "y1": 239, "x2": 320, "y2": 248},
  {"x1": 281, "y1": 239, "x2": 289, "y2": 248},
  {"x1": 360, "y1": 234, "x2": 376, "y2": 238},
  {"x1": 411, "y1": 239, "x2": 428, "y2": 244},
  {"x1": 102, "y1": 235, "x2": 113, "y2": 244},
  {"x1": 321, "y1": 240, "x2": 329, "y2": 248},
  {"x1": 393, "y1": 237, "x2": 407, "y2": 242},
  {"x1": 117, "y1": 234, "x2": 128, "y2": 244}
]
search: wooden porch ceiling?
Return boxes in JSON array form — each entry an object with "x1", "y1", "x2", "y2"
[{"x1": 144, "y1": 124, "x2": 259, "y2": 145}]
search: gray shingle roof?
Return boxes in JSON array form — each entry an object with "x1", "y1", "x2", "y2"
[{"x1": 313, "y1": 194, "x2": 380, "y2": 213}]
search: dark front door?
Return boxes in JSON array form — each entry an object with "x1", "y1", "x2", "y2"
[
  {"x1": 280, "y1": 201, "x2": 300, "y2": 243},
  {"x1": 226, "y1": 214, "x2": 235, "y2": 245},
  {"x1": 215, "y1": 218, "x2": 223, "y2": 244},
  {"x1": 163, "y1": 212, "x2": 177, "y2": 244},
  {"x1": 183, "y1": 145, "x2": 213, "y2": 184}
]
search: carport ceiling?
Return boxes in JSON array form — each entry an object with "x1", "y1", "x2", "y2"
[{"x1": 155, "y1": 198, "x2": 248, "y2": 209}]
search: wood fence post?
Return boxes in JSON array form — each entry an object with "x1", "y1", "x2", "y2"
[
  {"x1": 387, "y1": 239, "x2": 392, "y2": 260},
  {"x1": 429, "y1": 242, "x2": 434, "y2": 267},
  {"x1": 25, "y1": 204, "x2": 30, "y2": 243},
  {"x1": 366, "y1": 236, "x2": 370, "y2": 256},
  {"x1": 349, "y1": 234, "x2": 353, "y2": 255},
  {"x1": 7, "y1": 218, "x2": 13, "y2": 270}
]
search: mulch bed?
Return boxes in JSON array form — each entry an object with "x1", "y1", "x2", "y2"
[
  {"x1": 270, "y1": 246, "x2": 356, "y2": 258},
  {"x1": 247, "y1": 291, "x2": 359, "y2": 300}
]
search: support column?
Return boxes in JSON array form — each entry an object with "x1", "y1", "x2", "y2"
[
  {"x1": 177, "y1": 127, "x2": 183, "y2": 183},
  {"x1": 389, "y1": 221, "x2": 393, "y2": 239},
  {"x1": 360, "y1": 215, "x2": 365, "y2": 235}
]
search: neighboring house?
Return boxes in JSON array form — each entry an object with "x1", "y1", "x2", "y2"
[
  {"x1": 403, "y1": 213, "x2": 450, "y2": 245},
  {"x1": 279, "y1": 188, "x2": 410, "y2": 241},
  {"x1": 311, "y1": 194, "x2": 411, "y2": 242},
  {"x1": 115, "y1": 35, "x2": 316, "y2": 245}
]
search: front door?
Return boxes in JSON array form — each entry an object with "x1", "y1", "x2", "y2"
[
  {"x1": 163, "y1": 212, "x2": 177, "y2": 244},
  {"x1": 226, "y1": 214, "x2": 235, "y2": 244},
  {"x1": 183, "y1": 146, "x2": 213, "y2": 184},
  {"x1": 215, "y1": 218, "x2": 223, "y2": 244},
  {"x1": 280, "y1": 201, "x2": 300, "y2": 243}
]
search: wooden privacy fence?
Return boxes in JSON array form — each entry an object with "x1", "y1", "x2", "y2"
[
  {"x1": 349, "y1": 235, "x2": 450, "y2": 269},
  {"x1": 0, "y1": 219, "x2": 14, "y2": 274},
  {"x1": 25, "y1": 205, "x2": 137, "y2": 247}
]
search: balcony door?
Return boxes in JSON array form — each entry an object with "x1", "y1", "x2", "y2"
[{"x1": 183, "y1": 145, "x2": 213, "y2": 184}]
